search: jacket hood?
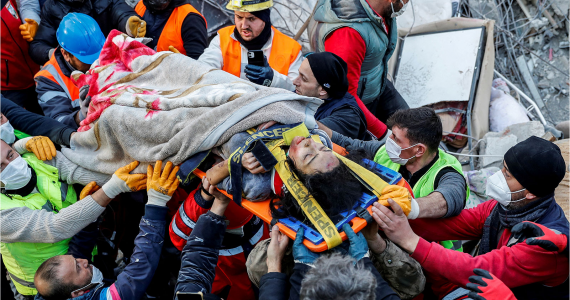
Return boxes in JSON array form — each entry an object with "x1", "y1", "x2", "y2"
[{"x1": 314, "y1": 0, "x2": 386, "y2": 27}]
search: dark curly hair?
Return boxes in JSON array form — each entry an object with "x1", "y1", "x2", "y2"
[{"x1": 269, "y1": 149, "x2": 377, "y2": 225}]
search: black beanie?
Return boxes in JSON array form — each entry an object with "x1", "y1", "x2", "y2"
[
  {"x1": 504, "y1": 136, "x2": 566, "y2": 197},
  {"x1": 306, "y1": 52, "x2": 349, "y2": 99},
  {"x1": 251, "y1": 9, "x2": 271, "y2": 24}
]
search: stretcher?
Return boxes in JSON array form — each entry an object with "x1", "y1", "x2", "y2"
[{"x1": 192, "y1": 159, "x2": 414, "y2": 252}]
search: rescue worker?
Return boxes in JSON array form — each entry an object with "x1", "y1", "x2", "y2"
[
  {"x1": 33, "y1": 161, "x2": 178, "y2": 300},
  {"x1": 322, "y1": 107, "x2": 469, "y2": 223},
  {"x1": 0, "y1": 130, "x2": 147, "y2": 298},
  {"x1": 309, "y1": 0, "x2": 411, "y2": 139},
  {"x1": 373, "y1": 137, "x2": 569, "y2": 300},
  {"x1": 134, "y1": 0, "x2": 207, "y2": 59},
  {"x1": 199, "y1": 0, "x2": 302, "y2": 90},
  {"x1": 0, "y1": 0, "x2": 41, "y2": 114},
  {"x1": 28, "y1": 0, "x2": 145, "y2": 65},
  {"x1": 170, "y1": 178, "x2": 268, "y2": 300},
  {"x1": 34, "y1": 13, "x2": 104, "y2": 130},
  {"x1": 294, "y1": 52, "x2": 367, "y2": 140}
]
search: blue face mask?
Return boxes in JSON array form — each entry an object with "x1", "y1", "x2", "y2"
[{"x1": 1, "y1": 121, "x2": 15, "y2": 144}]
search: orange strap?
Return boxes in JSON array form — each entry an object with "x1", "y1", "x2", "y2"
[
  {"x1": 218, "y1": 25, "x2": 302, "y2": 77},
  {"x1": 34, "y1": 52, "x2": 80, "y2": 100},
  {"x1": 135, "y1": 1, "x2": 207, "y2": 55}
]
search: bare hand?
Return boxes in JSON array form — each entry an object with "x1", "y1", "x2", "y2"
[
  {"x1": 257, "y1": 121, "x2": 277, "y2": 131},
  {"x1": 200, "y1": 177, "x2": 214, "y2": 201},
  {"x1": 371, "y1": 199, "x2": 419, "y2": 254},
  {"x1": 241, "y1": 152, "x2": 267, "y2": 174},
  {"x1": 207, "y1": 181, "x2": 232, "y2": 217},
  {"x1": 267, "y1": 225, "x2": 289, "y2": 273}
]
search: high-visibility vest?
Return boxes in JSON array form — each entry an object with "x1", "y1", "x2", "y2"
[
  {"x1": 0, "y1": 153, "x2": 78, "y2": 296},
  {"x1": 34, "y1": 52, "x2": 80, "y2": 102},
  {"x1": 374, "y1": 147, "x2": 470, "y2": 251},
  {"x1": 218, "y1": 25, "x2": 301, "y2": 77},
  {"x1": 135, "y1": 1, "x2": 206, "y2": 55}
]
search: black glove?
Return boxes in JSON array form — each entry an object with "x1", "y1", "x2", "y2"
[
  {"x1": 466, "y1": 268, "x2": 516, "y2": 300},
  {"x1": 510, "y1": 221, "x2": 567, "y2": 252},
  {"x1": 78, "y1": 85, "x2": 91, "y2": 121},
  {"x1": 244, "y1": 55, "x2": 274, "y2": 87}
]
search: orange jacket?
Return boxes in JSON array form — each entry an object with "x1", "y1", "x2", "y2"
[
  {"x1": 135, "y1": 1, "x2": 206, "y2": 55},
  {"x1": 218, "y1": 25, "x2": 301, "y2": 77},
  {"x1": 34, "y1": 52, "x2": 80, "y2": 101}
]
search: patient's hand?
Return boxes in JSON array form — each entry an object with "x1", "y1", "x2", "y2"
[
  {"x1": 242, "y1": 152, "x2": 268, "y2": 174},
  {"x1": 257, "y1": 121, "x2": 277, "y2": 130},
  {"x1": 206, "y1": 159, "x2": 230, "y2": 185}
]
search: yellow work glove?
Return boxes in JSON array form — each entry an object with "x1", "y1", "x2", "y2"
[
  {"x1": 26, "y1": 136, "x2": 56, "y2": 161},
  {"x1": 19, "y1": 18, "x2": 38, "y2": 42},
  {"x1": 146, "y1": 160, "x2": 180, "y2": 206},
  {"x1": 127, "y1": 16, "x2": 146, "y2": 38},
  {"x1": 377, "y1": 185, "x2": 412, "y2": 217},
  {"x1": 168, "y1": 45, "x2": 181, "y2": 54},
  {"x1": 80, "y1": 181, "x2": 100, "y2": 200},
  {"x1": 101, "y1": 161, "x2": 147, "y2": 199}
]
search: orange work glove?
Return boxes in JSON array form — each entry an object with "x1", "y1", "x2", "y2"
[
  {"x1": 101, "y1": 161, "x2": 147, "y2": 199},
  {"x1": 26, "y1": 136, "x2": 56, "y2": 161},
  {"x1": 377, "y1": 185, "x2": 412, "y2": 217},
  {"x1": 168, "y1": 45, "x2": 181, "y2": 54},
  {"x1": 146, "y1": 160, "x2": 180, "y2": 206},
  {"x1": 19, "y1": 18, "x2": 38, "y2": 41},
  {"x1": 127, "y1": 16, "x2": 146, "y2": 38},
  {"x1": 80, "y1": 181, "x2": 100, "y2": 200}
]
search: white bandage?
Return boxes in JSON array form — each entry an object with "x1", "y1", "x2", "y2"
[{"x1": 407, "y1": 198, "x2": 420, "y2": 219}]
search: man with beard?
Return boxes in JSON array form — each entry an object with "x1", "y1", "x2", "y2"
[
  {"x1": 133, "y1": 0, "x2": 207, "y2": 59},
  {"x1": 309, "y1": 0, "x2": 411, "y2": 140},
  {"x1": 199, "y1": 0, "x2": 302, "y2": 90},
  {"x1": 28, "y1": 0, "x2": 144, "y2": 65}
]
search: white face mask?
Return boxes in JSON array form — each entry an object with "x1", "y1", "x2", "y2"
[
  {"x1": 1, "y1": 121, "x2": 15, "y2": 145},
  {"x1": 72, "y1": 265, "x2": 104, "y2": 294},
  {"x1": 386, "y1": 137, "x2": 418, "y2": 165},
  {"x1": 391, "y1": 0, "x2": 409, "y2": 18},
  {"x1": 486, "y1": 171, "x2": 526, "y2": 206},
  {"x1": 1, "y1": 156, "x2": 32, "y2": 190}
]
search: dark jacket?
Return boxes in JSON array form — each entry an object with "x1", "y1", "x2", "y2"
[
  {"x1": 137, "y1": 0, "x2": 207, "y2": 59},
  {"x1": 29, "y1": 0, "x2": 136, "y2": 65},
  {"x1": 260, "y1": 258, "x2": 400, "y2": 300},
  {"x1": 35, "y1": 49, "x2": 80, "y2": 130},
  {"x1": 34, "y1": 204, "x2": 168, "y2": 300},
  {"x1": 174, "y1": 211, "x2": 226, "y2": 299},
  {"x1": 316, "y1": 92, "x2": 367, "y2": 140},
  {"x1": 1, "y1": 96, "x2": 75, "y2": 146},
  {"x1": 1, "y1": 0, "x2": 40, "y2": 91}
]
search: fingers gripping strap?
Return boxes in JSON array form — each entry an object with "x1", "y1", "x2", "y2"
[
  {"x1": 271, "y1": 146, "x2": 343, "y2": 249},
  {"x1": 228, "y1": 123, "x2": 302, "y2": 205}
]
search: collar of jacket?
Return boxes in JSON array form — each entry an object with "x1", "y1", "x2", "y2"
[{"x1": 53, "y1": 48, "x2": 75, "y2": 78}]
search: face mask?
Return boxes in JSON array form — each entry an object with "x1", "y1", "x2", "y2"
[
  {"x1": 391, "y1": 0, "x2": 409, "y2": 18},
  {"x1": 1, "y1": 121, "x2": 15, "y2": 144},
  {"x1": 385, "y1": 137, "x2": 418, "y2": 165},
  {"x1": 486, "y1": 171, "x2": 526, "y2": 206},
  {"x1": 1, "y1": 156, "x2": 32, "y2": 190},
  {"x1": 72, "y1": 265, "x2": 103, "y2": 295}
]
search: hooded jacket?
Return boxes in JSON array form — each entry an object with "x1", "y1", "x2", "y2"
[{"x1": 28, "y1": 0, "x2": 137, "y2": 65}]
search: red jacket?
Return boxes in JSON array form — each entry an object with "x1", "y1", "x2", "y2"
[
  {"x1": 324, "y1": 27, "x2": 388, "y2": 139},
  {"x1": 409, "y1": 200, "x2": 569, "y2": 299},
  {"x1": 1, "y1": 0, "x2": 39, "y2": 90}
]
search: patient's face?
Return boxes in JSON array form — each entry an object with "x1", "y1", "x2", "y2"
[{"x1": 288, "y1": 136, "x2": 339, "y2": 175}]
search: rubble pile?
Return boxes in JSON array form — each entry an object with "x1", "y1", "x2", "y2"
[{"x1": 460, "y1": 0, "x2": 569, "y2": 125}]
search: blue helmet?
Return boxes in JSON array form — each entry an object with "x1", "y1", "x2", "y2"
[{"x1": 56, "y1": 13, "x2": 105, "y2": 65}]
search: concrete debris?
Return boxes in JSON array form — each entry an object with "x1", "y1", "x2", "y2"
[{"x1": 464, "y1": 166, "x2": 501, "y2": 209}]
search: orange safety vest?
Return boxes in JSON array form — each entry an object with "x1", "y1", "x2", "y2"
[
  {"x1": 135, "y1": 1, "x2": 206, "y2": 55},
  {"x1": 218, "y1": 25, "x2": 302, "y2": 77},
  {"x1": 34, "y1": 52, "x2": 79, "y2": 101}
]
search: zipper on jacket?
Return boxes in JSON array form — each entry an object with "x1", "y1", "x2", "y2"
[{"x1": 4, "y1": 59, "x2": 9, "y2": 86}]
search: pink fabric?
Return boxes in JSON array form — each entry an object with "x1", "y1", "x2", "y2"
[
  {"x1": 72, "y1": 30, "x2": 156, "y2": 132},
  {"x1": 109, "y1": 284, "x2": 121, "y2": 300}
]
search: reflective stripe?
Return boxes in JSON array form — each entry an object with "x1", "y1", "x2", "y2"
[
  {"x1": 219, "y1": 245, "x2": 243, "y2": 256},
  {"x1": 8, "y1": 271, "x2": 35, "y2": 288},
  {"x1": 71, "y1": 99, "x2": 80, "y2": 108},
  {"x1": 178, "y1": 204, "x2": 196, "y2": 229},
  {"x1": 249, "y1": 224, "x2": 264, "y2": 245},
  {"x1": 57, "y1": 115, "x2": 67, "y2": 122},
  {"x1": 38, "y1": 90, "x2": 69, "y2": 103},
  {"x1": 42, "y1": 64, "x2": 72, "y2": 99},
  {"x1": 171, "y1": 221, "x2": 189, "y2": 240},
  {"x1": 442, "y1": 287, "x2": 469, "y2": 300}
]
